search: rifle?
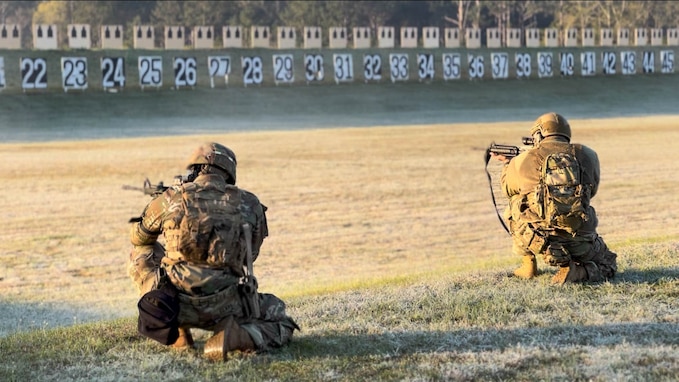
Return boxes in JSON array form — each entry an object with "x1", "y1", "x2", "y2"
[
  {"x1": 484, "y1": 137, "x2": 534, "y2": 234},
  {"x1": 122, "y1": 178, "x2": 169, "y2": 197},
  {"x1": 123, "y1": 175, "x2": 192, "y2": 223},
  {"x1": 484, "y1": 137, "x2": 534, "y2": 164},
  {"x1": 123, "y1": 173, "x2": 196, "y2": 197}
]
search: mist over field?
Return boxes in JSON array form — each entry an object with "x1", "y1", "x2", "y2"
[{"x1": 0, "y1": 73, "x2": 677, "y2": 142}]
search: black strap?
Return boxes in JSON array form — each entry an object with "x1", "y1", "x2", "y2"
[{"x1": 484, "y1": 150, "x2": 511, "y2": 235}]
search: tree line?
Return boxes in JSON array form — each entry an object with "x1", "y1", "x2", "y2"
[{"x1": 1, "y1": 1, "x2": 677, "y2": 47}]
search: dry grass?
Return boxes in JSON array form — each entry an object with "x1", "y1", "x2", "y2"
[{"x1": 0, "y1": 115, "x2": 678, "y2": 335}]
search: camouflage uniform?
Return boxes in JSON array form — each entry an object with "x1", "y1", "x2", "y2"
[
  {"x1": 500, "y1": 113, "x2": 617, "y2": 283},
  {"x1": 128, "y1": 143, "x2": 298, "y2": 354}
]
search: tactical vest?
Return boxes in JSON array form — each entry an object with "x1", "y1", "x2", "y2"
[
  {"x1": 529, "y1": 145, "x2": 591, "y2": 235},
  {"x1": 164, "y1": 182, "x2": 245, "y2": 274}
]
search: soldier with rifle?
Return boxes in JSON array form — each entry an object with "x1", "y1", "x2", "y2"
[
  {"x1": 487, "y1": 113, "x2": 617, "y2": 284},
  {"x1": 126, "y1": 142, "x2": 298, "y2": 360}
]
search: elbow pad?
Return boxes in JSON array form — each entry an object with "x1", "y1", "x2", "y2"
[{"x1": 130, "y1": 221, "x2": 160, "y2": 246}]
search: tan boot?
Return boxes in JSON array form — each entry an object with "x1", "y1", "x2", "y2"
[
  {"x1": 552, "y1": 262, "x2": 588, "y2": 284},
  {"x1": 204, "y1": 316, "x2": 257, "y2": 361},
  {"x1": 513, "y1": 255, "x2": 538, "y2": 279},
  {"x1": 171, "y1": 328, "x2": 194, "y2": 350},
  {"x1": 551, "y1": 266, "x2": 570, "y2": 285}
]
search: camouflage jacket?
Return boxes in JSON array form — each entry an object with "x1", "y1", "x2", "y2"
[
  {"x1": 130, "y1": 173, "x2": 268, "y2": 295},
  {"x1": 500, "y1": 135, "x2": 601, "y2": 236}
]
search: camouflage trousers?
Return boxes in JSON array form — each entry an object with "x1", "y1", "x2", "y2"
[
  {"x1": 128, "y1": 243, "x2": 299, "y2": 351},
  {"x1": 511, "y1": 228, "x2": 617, "y2": 282},
  {"x1": 177, "y1": 287, "x2": 299, "y2": 351}
]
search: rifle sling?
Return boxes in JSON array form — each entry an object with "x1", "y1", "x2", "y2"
[{"x1": 484, "y1": 153, "x2": 511, "y2": 236}]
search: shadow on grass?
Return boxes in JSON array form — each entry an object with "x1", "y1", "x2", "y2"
[
  {"x1": 613, "y1": 266, "x2": 679, "y2": 284},
  {"x1": 0, "y1": 300, "x2": 106, "y2": 337},
  {"x1": 289, "y1": 321, "x2": 679, "y2": 359}
]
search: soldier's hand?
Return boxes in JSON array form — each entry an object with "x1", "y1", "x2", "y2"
[{"x1": 490, "y1": 152, "x2": 510, "y2": 164}]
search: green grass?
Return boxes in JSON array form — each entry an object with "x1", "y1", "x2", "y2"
[{"x1": 2, "y1": 240, "x2": 677, "y2": 381}]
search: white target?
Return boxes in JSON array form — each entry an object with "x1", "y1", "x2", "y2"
[
  {"x1": 660, "y1": 50, "x2": 674, "y2": 73},
  {"x1": 620, "y1": 51, "x2": 636, "y2": 75},
  {"x1": 467, "y1": 54, "x2": 484, "y2": 79},
  {"x1": 559, "y1": 52, "x2": 574, "y2": 77},
  {"x1": 581, "y1": 51, "x2": 596, "y2": 76},
  {"x1": 363, "y1": 54, "x2": 382, "y2": 82},
  {"x1": 173, "y1": 57, "x2": 197, "y2": 88},
  {"x1": 304, "y1": 54, "x2": 324, "y2": 82},
  {"x1": 101, "y1": 57, "x2": 125, "y2": 89},
  {"x1": 602, "y1": 51, "x2": 616, "y2": 75},
  {"x1": 333, "y1": 54, "x2": 354, "y2": 84},
  {"x1": 242, "y1": 56, "x2": 263, "y2": 86},
  {"x1": 389, "y1": 53, "x2": 409, "y2": 82},
  {"x1": 491, "y1": 52, "x2": 508, "y2": 79},
  {"x1": 417, "y1": 53, "x2": 434, "y2": 81},
  {"x1": 641, "y1": 51, "x2": 654, "y2": 74},
  {"x1": 138, "y1": 56, "x2": 162, "y2": 89},
  {"x1": 273, "y1": 54, "x2": 294, "y2": 85},
  {"x1": 61, "y1": 57, "x2": 88, "y2": 92},
  {"x1": 442, "y1": 53, "x2": 461, "y2": 80},
  {"x1": 537, "y1": 52, "x2": 553, "y2": 78},
  {"x1": 21, "y1": 57, "x2": 48, "y2": 90},
  {"x1": 208, "y1": 56, "x2": 231, "y2": 88},
  {"x1": 515, "y1": 52, "x2": 531, "y2": 78}
]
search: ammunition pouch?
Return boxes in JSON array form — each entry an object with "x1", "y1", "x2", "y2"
[
  {"x1": 515, "y1": 221, "x2": 549, "y2": 256},
  {"x1": 543, "y1": 243, "x2": 571, "y2": 267},
  {"x1": 238, "y1": 276, "x2": 261, "y2": 319},
  {"x1": 177, "y1": 284, "x2": 242, "y2": 329}
]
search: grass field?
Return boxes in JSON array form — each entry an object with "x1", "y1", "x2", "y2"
[{"x1": 0, "y1": 112, "x2": 678, "y2": 380}]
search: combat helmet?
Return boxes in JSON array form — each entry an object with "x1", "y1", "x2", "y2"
[
  {"x1": 186, "y1": 142, "x2": 237, "y2": 184},
  {"x1": 530, "y1": 112, "x2": 571, "y2": 141}
]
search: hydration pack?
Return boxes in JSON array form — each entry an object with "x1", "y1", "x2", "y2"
[
  {"x1": 165, "y1": 182, "x2": 245, "y2": 274},
  {"x1": 533, "y1": 147, "x2": 590, "y2": 234}
]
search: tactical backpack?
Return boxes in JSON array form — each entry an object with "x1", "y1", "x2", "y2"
[
  {"x1": 165, "y1": 182, "x2": 245, "y2": 274},
  {"x1": 533, "y1": 146, "x2": 590, "y2": 234}
]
